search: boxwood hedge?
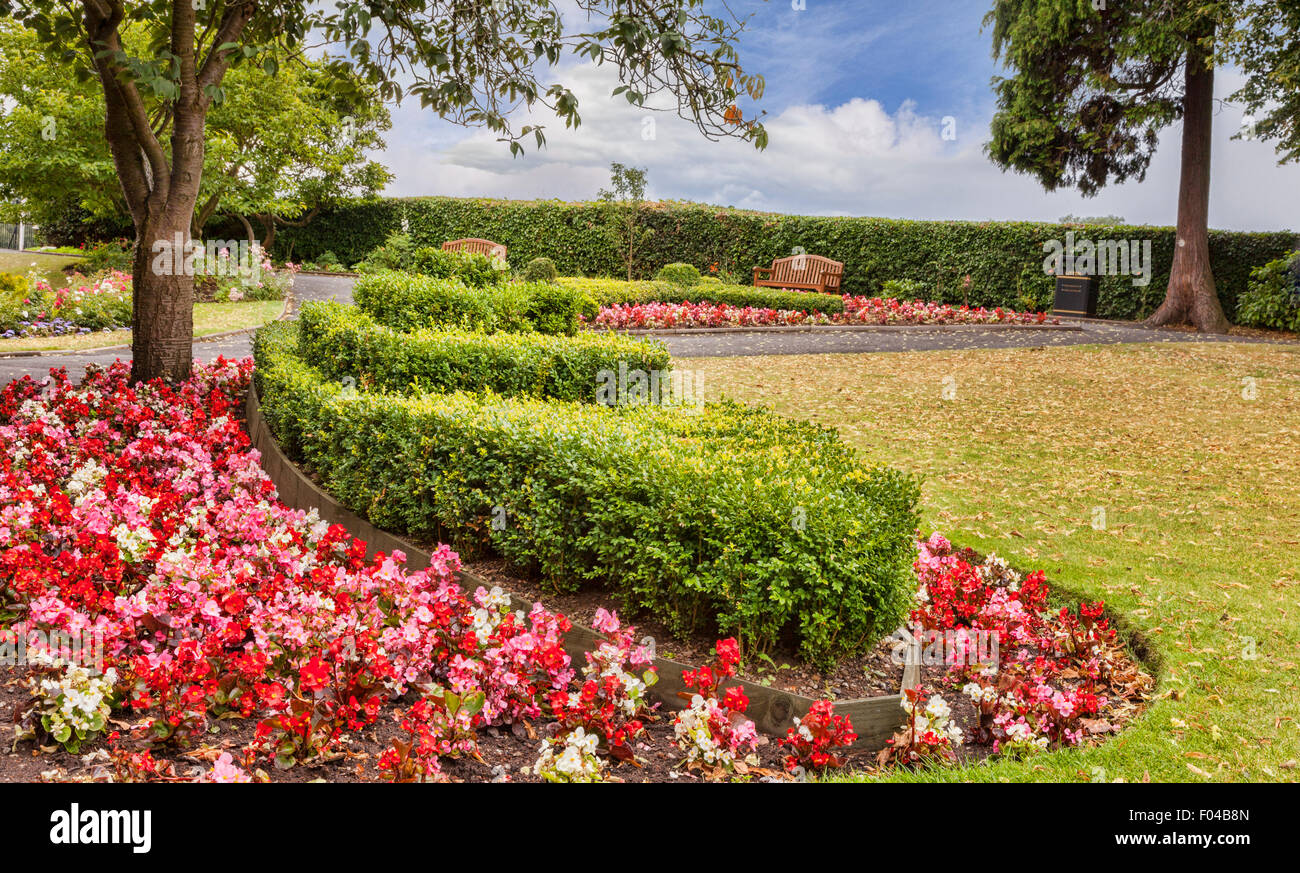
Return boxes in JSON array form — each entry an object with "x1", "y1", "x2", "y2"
[
  {"x1": 353, "y1": 270, "x2": 596, "y2": 335},
  {"x1": 255, "y1": 196, "x2": 1296, "y2": 321},
  {"x1": 560, "y1": 276, "x2": 846, "y2": 314},
  {"x1": 253, "y1": 320, "x2": 921, "y2": 666},
  {"x1": 297, "y1": 300, "x2": 671, "y2": 402}
]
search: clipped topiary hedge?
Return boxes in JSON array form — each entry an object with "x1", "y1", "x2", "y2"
[
  {"x1": 560, "y1": 277, "x2": 846, "y2": 315},
  {"x1": 253, "y1": 319, "x2": 921, "y2": 666},
  {"x1": 353, "y1": 270, "x2": 596, "y2": 335},
  {"x1": 260, "y1": 196, "x2": 1296, "y2": 321},
  {"x1": 297, "y1": 300, "x2": 671, "y2": 402}
]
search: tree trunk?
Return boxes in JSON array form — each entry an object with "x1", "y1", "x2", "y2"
[
  {"x1": 1144, "y1": 40, "x2": 1229, "y2": 333},
  {"x1": 131, "y1": 216, "x2": 196, "y2": 384}
]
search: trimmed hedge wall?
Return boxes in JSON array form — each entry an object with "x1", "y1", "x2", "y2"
[
  {"x1": 297, "y1": 301, "x2": 671, "y2": 402},
  {"x1": 353, "y1": 270, "x2": 595, "y2": 335},
  {"x1": 253, "y1": 320, "x2": 922, "y2": 666},
  {"x1": 559, "y1": 277, "x2": 846, "y2": 314},
  {"x1": 262, "y1": 197, "x2": 1296, "y2": 321}
]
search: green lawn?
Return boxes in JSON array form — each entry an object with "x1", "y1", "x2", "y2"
[
  {"x1": 687, "y1": 341, "x2": 1300, "y2": 782},
  {"x1": 0, "y1": 250, "x2": 81, "y2": 287},
  {"x1": 0, "y1": 299, "x2": 284, "y2": 353}
]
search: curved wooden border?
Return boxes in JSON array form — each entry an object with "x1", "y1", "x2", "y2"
[{"x1": 244, "y1": 385, "x2": 920, "y2": 749}]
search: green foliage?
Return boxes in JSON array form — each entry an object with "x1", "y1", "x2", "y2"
[
  {"x1": 410, "y1": 246, "x2": 505, "y2": 287},
  {"x1": 254, "y1": 320, "x2": 921, "y2": 665},
  {"x1": 273, "y1": 197, "x2": 1296, "y2": 322},
  {"x1": 70, "y1": 240, "x2": 132, "y2": 274},
  {"x1": 0, "y1": 20, "x2": 391, "y2": 235},
  {"x1": 354, "y1": 271, "x2": 591, "y2": 335},
  {"x1": 0, "y1": 271, "x2": 26, "y2": 298},
  {"x1": 1236, "y1": 254, "x2": 1300, "y2": 332},
  {"x1": 355, "y1": 230, "x2": 417, "y2": 272},
  {"x1": 984, "y1": 0, "x2": 1204, "y2": 195},
  {"x1": 522, "y1": 257, "x2": 558, "y2": 283},
  {"x1": 599, "y1": 163, "x2": 653, "y2": 281},
  {"x1": 880, "y1": 278, "x2": 931, "y2": 299},
  {"x1": 560, "y1": 276, "x2": 847, "y2": 314},
  {"x1": 297, "y1": 301, "x2": 670, "y2": 402},
  {"x1": 654, "y1": 262, "x2": 701, "y2": 286}
]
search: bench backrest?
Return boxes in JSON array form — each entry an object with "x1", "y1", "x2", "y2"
[
  {"x1": 442, "y1": 238, "x2": 507, "y2": 259},
  {"x1": 769, "y1": 254, "x2": 843, "y2": 287}
]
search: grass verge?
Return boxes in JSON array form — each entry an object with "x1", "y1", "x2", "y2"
[
  {"x1": 0, "y1": 299, "x2": 284, "y2": 354},
  {"x1": 686, "y1": 341, "x2": 1300, "y2": 782}
]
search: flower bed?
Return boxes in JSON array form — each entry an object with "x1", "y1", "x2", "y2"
[
  {"x1": 876, "y1": 534, "x2": 1153, "y2": 768},
  {"x1": 1, "y1": 271, "x2": 132, "y2": 338},
  {"x1": 588, "y1": 296, "x2": 1057, "y2": 330},
  {"x1": 0, "y1": 360, "x2": 800, "y2": 782}
]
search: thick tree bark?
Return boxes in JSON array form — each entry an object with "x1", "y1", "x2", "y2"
[
  {"x1": 82, "y1": 0, "x2": 255, "y2": 383},
  {"x1": 131, "y1": 218, "x2": 195, "y2": 383},
  {"x1": 1144, "y1": 40, "x2": 1230, "y2": 333}
]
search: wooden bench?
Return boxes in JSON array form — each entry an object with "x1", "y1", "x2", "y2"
[
  {"x1": 442, "y1": 238, "x2": 507, "y2": 260},
  {"x1": 753, "y1": 254, "x2": 844, "y2": 293}
]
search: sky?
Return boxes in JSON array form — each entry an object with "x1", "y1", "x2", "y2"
[{"x1": 375, "y1": 0, "x2": 1300, "y2": 231}]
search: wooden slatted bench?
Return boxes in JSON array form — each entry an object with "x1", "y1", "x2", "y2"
[
  {"x1": 442, "y1": 238, "x2": 508, "y2": 260},
  {"x1": 753, "y1": 254, "x2": 844, "y2": 293}
]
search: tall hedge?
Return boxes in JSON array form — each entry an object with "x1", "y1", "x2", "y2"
[{"x1": 262, "y1": 197, "x2": 1297, "y2": 321}]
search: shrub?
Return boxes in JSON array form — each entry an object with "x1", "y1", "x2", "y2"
[
  {"x1": 1236, "y1": 254, "x2": 1300, "y2": 332},
  {"x1": 655, "y1": 262, "x2": 701, "y2": 287},
  {"x1": 354, "y1": 271, "x2": 590, "y2": 335},
  {"x1": 71, "y1": 240, "x2": 133, "y2": 274},
  {"x1": 560, "y1": 276, "x2": 845, "y2": 314},
  {"x1": 263, "y1": 196, "x2": 1295, "y2": 321},
  {"x1": 296, "y1": 301, "x2": 670, "y2": 402},
  {"x1": 356, "y1": 230, "x2": 418, "y2": 272},
  {"x1": 410, "y1": 246, "x2": 505, "y2": 287},
  {"x1": 523, "y1": 257, "x2": 559, "y2": 283},
  {"x1": 254, "y1": 323, "x2": 921, "y2": 666},
  {"x1": 881, "y1": 278, "x2": 931, "y2": 299}
]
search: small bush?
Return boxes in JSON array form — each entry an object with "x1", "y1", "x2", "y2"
[
  {"x1": 354, "y1": 271, "x2": 591, "y2": 335},
  {"x1": 523, "y1": 257, "x2": 559, "y2": 283},
  {"x1": 1236, "y1": 254, "x2": 1300, "y2": 332},
  {"x1": 881, "y1": 279, "x2": 931, "y2": 299},
  {"x1": 297, "y1": 301, "x2": 669, "y2": 402},
  {"x1": 655, "y1": 262, "x2": 701, "y2": 287},
  {"x1": 356, "y1": 230, "x2": 418, "y2": 272},
  {"x1": 410, "y1": 247, "x2": 505, "y2": 287},
  {"x1": 71, "y1": 240, "x2": 133, "y2": 274},
  {"x1": 0, "y1": 272, "x2": 27, "y2": 300}
]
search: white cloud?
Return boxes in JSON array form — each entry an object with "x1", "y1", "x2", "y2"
[{"x1": 378, "y1": 63, "x2": 1299, "y2": 231}]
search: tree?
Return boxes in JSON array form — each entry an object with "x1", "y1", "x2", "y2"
[
  {"x1": 984, "y1": 0, "x2": 1247, "y2": 332},
  {"x1": 0, "y1": 1, "x2": 766, "y2": 382},
  {"x1": 0, "y1": 21, "x2": 391, "y2": 245},
  {"x1": 599, "y1": 162, "x2": 650, "y2": 281}
]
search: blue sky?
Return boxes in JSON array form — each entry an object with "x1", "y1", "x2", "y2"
[{"x1": 377, "y1": 1, "x2": 1300, "y2": 231}]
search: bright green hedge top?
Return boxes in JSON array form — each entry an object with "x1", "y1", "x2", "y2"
[
  {"x1": 297, "y1": 300, "x2": 670, "y2": 402},
  {"x1": 558, "y1": 276, "x2": 846, "y2": 314},
  {"x1": 354, "y1": 270, "x2": 596, "y2": 335}
]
